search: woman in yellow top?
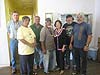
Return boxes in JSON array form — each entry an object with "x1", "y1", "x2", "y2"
[{"x1": 17, "y1": 16, "x2": 36, "y2": 75}]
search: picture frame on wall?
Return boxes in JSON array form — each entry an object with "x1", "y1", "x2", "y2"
[{"x1": 45, "y1": 13, "x2": 53, "y2": 23}]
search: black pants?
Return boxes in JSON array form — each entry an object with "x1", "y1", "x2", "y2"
[
  {"x1": 19, "y1": 54, "x2": 34, "y2": 75},
  {"x1": 65, "y1": 47, "x2": 70, "y2": 65},
  {"x1": 74, "y1": 47, "x2": 87, "y2": 74},
  {"x1": 56, "y1": 50, "x2": 64, "y2": 70}
]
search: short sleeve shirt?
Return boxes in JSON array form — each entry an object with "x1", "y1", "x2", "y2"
[
  {"x1": 73, "y1": 22, "x2": 92, "y2": 48},
  {"x1": 17, "y1": 26, "x2": 36, "y2": 55},
  {"x1": 7, "y1": 20, "x2": 22, "y2": 39},
  {"x1": 40, "y1": 27, "x2": 55, "y2": 50}
]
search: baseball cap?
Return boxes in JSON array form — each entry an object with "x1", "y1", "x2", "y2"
[{"x1": 45, "y1": 18, "x2": 51, "y2": 22}]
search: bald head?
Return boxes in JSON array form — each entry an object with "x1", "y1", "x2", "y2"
[{"x1": 77, "y1": 12, "x2": 85, "y2": 24}]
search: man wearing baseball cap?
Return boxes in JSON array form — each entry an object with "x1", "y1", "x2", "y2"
[{"x1": 40, "y1": 18, "x2": 56, "y2": 74}]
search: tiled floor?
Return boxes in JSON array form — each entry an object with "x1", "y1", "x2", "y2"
[{"x1": 0, "y1": 60, "x2": 100, "y2": 75}]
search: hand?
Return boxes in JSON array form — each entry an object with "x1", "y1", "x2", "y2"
[
  {"x1": 42, "y1": 48, "x2": 46, "y2": 54},
  {"x1": 42, "y1": 50, "x2": 46, "y2": 54},
  {"x1": 62, "y1": 47, "x2": 65, "y2": 52},
  {"x1": 69, "y1": 43, "x2": 73, "y2": 50},
  {"x1": 29, "y1": 43, "x2": 35, "y2": 48},
  {"x1": 84, "y1": 46, "x2": 89, "y2": 51},
  {"x1": 8, "y1": 33, "x2": 10, "y2": 38}
]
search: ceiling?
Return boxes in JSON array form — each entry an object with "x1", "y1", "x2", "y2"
[{"x1": 7, "y1": 0, "x2": 38, "y2": 15}]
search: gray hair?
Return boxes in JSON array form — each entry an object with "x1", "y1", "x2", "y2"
[{"x1": 77, "y1": 12, "x2": 85, "y2": 19}]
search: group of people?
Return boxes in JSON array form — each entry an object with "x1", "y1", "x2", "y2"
[{"x1": 7, "y1": 11, "x2": 92, "y2": 75}]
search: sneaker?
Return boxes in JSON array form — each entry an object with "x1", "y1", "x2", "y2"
[
  {"x1": 71, "y1": 70, "x2": 80, "y2": 75},
  {"x1": 44, "y1": 72, "x2": 50, "y2": 75},
  {"x1": 12, "y1": 68, "x2": 16, "y2": 74},
  {"x1": 81, "y1": 73, "x2": 86, "y2": 75},
  {"x1": 60, "y1": 70, "x2": 64, "y2": 75},
  {"x1": 33, "y1": 72, "x2": 37, "y2": 75},
  {"x1": 55, "y1": 67, "x2": 60, "y2": 71},
  {"x1": 71, "y1": 72, "x2": 78, "y2": 75}
]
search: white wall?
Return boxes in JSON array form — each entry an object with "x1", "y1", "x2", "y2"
[
  {"x1": 38, "y1": 0, "x2": 95, "y2": 25},
  {"x1": 0, "y1": 0, "x2": 10, "y2": 67},
  {"x1": 93, "y1": 0, "x2": 100, "y2": 47},
  {"x1": 38, "y1": 0, "x2": 95, "y2": 47}
]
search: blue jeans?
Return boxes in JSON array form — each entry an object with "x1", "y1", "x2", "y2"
[
  {"x1": 43, "y1": 50, "x2": 56, "y2": 73},
  {"x1": 34, "y1": 47, "x2": 43, "y2": 67},
  {"x1": 10, "y1": 38, "x2": 18, "y2": 69}
]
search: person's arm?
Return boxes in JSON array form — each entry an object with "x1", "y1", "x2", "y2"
[
  {"x1": 69, "y1": 35, "x2": 74, "y2": 50},
  {"x1": 20, "y1": 39, "x2": 35, "y2": 48},
  {"x1": 40, "y1": 27, "x2": 46, "y2": 54},
  {"x1": 85, "y1": 35, "x2": 92, "y2": 47},
  {"x1": 84, "y1": 24, "x2": 92, "y2": 51},
  {"x1": 62, "y1": 45, "x2": 66, "y2": 52},
  {"x1": 7, "y1": 22, "x2": 11, "y2": 37},
  {"x1": 17, "y1": 27, "x2": 35, "y2": 48},
  {"x1": 41, "y1": 41, "x2": 46, "y2": 54},
  {"x1": 84, "y1": 35, "x2": 92, "y2": 51},
  {"x1": 62, "y1": 29, "x2": 66, "y2": 52}
]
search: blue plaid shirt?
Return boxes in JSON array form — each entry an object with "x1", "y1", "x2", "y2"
[{"x1": 7, "y1": 20, "x2": 22, "y2": 39}]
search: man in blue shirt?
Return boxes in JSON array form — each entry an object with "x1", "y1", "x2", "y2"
[
  {"x1": 7, "y1": 11, "x2": 22, "y2": 74},
  {"x1": 69, "y1": 13, "x2": 92, "y2": 75}
]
